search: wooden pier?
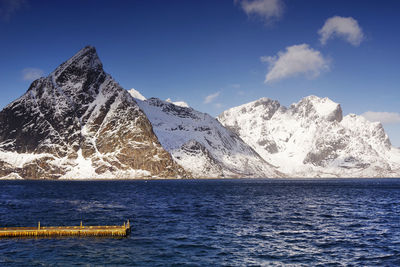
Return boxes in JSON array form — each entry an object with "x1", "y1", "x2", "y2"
[{"x1": 0, "y1": 220, "x2": 131, "y2": 238}]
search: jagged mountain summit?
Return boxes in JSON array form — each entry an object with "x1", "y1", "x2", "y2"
[
  {"x1": 129, "y1": 93, "x2": 281, "y2": 178},
  {"x1": 218, "y1": 96, "x2": 400, "y2": 178},
  {"x1": 0, "y1": 46, "x2": 187, "y2": 179}
]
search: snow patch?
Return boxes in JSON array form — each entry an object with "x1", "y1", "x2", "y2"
[
  {"x1": 166, "y1": 98, "x2": 189, "y2": 108},
  {"x1": 137, "y1": 98, "x2": 280, "y2": 178},
  {"x1": 128, "y1": 88, "x2": 146, "y2": 101}
]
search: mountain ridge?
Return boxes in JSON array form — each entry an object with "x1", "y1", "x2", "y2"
[
  {"x1": 1, "y1": 46, "x2": 398, "y2": 179},
  {"x1": 218, "y1": 96, "x2": 400, "y2": 177},
  {"x1": 130, "y1": 95, "x2": 281, "y2": 178}
]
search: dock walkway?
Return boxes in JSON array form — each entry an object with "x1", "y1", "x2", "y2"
[{"x1": 0, "y1": 220, "x2": 131, "y2": 238}]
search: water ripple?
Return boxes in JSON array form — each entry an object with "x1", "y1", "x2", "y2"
[{"x1": 0, "y1": 179, "x2": 400, "y2": 266}]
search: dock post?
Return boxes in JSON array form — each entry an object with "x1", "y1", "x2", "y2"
[
  {"x1": 80, "y1": 221, "x2": 83, "y2": 229},
  {"x1": 38, "y1": 221, "x2": 40, "y2": 230}
]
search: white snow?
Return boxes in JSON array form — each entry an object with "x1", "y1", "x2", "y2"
[
  {"x1": 136, "y1": 98, "x2": 280, "y2": 178},
  {"x1": 128, "y1": 88, "x2": 147, "y2": 101},
  {"x1": 307, "y1": 96, "x2": 340, "y2": 120},
  {"x1": 218, "y1": 95, "x2": 400, "y2": 178},
  {"x1": 0, "y1": 173, "x2": 23, "y2": 180},
  {"x1": 165, "y1": 98, "x2": 190, "y2": 108},
  {"x1": 0, "y1": 150, "x2": 53, "y2": 168}
]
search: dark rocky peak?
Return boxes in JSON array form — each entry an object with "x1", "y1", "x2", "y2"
[
  {"x1": 0, "y1": 46, "x2": 122, "y2": 154},
  {"x1": 51, "y1": 46, "x2": 103, "y2": 82},
  {"x1": 48, "y1": 46, "x2": 106, "y2": 101},
  {"x1": 17, "y1": 47, "x2": 118, "y2": 124},
  {"x1": 0, "y1": 46, "x2": 190, "y2": 179}
]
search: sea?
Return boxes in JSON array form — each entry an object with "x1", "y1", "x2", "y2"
[{"x1": 0, "y1": 179, "x2": 399, "y2": 266}]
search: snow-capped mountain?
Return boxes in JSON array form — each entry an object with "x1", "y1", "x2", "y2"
[
  {"x1": 218, "y1": 96, "x2": 400, "y2": 177},
  {"x1": 128, "y1": 94, "x2": 281, "y2": 178},
  {"x1": 165, "y1": 98, "x2": 189, "y2": 108},
  {"x1": 1, "y1": 46, "x2": 397, "y2": 179},
  {"x1": 0, "y1": 46, "x2": 187, "y2": 179}
]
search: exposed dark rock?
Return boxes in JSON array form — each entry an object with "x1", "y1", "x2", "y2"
[{"x1": 0, "y1": 46, "x2": 189, "y2": 179}]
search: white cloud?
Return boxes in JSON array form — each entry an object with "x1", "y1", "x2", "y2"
[
  {"x1": 204, "y1": 91, "x2": 220, "y2": 104},
  {"x1": 231, "y1": 84, "x2": 241, "y2": 89},
  {"x1": 236, "y1": 0, "x2": 284, "y2": 24},
  {"x1": 361, "y1": 111, "x2": 400, "y2": 124},
  {"x1": 262, "y1": 44, "x2": 330, "y2": 83},
  {"x1": 215, "y1": 103, "x2": 224, "y2": 108},
  {"x1": 0, "y1": 0, "x2": 26, "y2": 21},
  {"x1": 22, "y1": 68, "x2": 44, "y2": 81},
  {"x1": 319, "y1": 16, "x2": 364, "y2": 46}
]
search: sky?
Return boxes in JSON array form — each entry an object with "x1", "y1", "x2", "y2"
[{"x1": 0, "y1": 0, "x2": 399, "y2": 146}]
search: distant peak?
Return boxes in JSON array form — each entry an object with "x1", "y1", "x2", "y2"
[
  {"x1": 128, "y1": 88, "x2": 146, "y2": 101},
  {"x1": 293, "y1": 95, "x2": 343, "y2": 122},
  {"x1": 237, "y1": 97, "x2": 280, "y2": 110},
  {"x1": 64, "y1": 45, "x2": 100, "y2": 65},
  {"x1": 166, "y1": 98, "x2": 189, "y2": 108},
  {"x1": 255, "y1": 97, "x2": 277, "y2": 104},
  {"x1": 83, "y1": 45, "x2": 96, "y2": 52},
  {"x1": 297, "y1": 95, "x2": 338, "y2": 108},
  {"x1": 300, "y1": 95, "x2": 333, "y2": 104}
]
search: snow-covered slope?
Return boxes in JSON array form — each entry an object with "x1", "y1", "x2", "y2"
[
  {"x1": 131, "y1": 96, "x2": 281, "y2": 178},
  {"x1": 218, "y1": 96, "x2": 400, "y2": 177},
  {"x1": 0, "y1": 46, "x2": 187, "y2": 179}
]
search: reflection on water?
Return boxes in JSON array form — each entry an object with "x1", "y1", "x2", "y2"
[{"x1": 0, "y1": 179, "x2": 400, "y2": 266}]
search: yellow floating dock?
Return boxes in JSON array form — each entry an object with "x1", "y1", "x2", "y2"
[{"x1": 0, "y1": 220, "x2": 131, "y2": 238}]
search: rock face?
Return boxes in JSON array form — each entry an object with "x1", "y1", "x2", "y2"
[
  {"x1": 130, "y1": 95, "x2": 281, "y2": 178},
  {"x1": 218, "y1": 95, "x2": 400, "y2": 177},
  {"x1": 0, "y1": 46, "x2": 187, "y2": 179}
]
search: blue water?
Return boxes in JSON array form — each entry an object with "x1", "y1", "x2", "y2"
[{"x1": 0, "y1": 179, "x2": 400, "y2": 266}]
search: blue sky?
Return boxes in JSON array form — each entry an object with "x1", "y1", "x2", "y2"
[{"x1": 0, "y1": 0, "x2": 399, "y2": 146}]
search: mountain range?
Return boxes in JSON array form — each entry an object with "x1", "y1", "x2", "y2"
[
  {"x1": 218, "y1": 96, "x2": 400, "y2": 177},
  {"x1": 0, "y1": 46, "x2": 398, "y2": 179}
]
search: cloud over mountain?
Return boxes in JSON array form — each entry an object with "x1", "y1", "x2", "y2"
[
  {"x1": 262, "y1": 44, "x2": 329, "y2": 83},
  {"x1": 204, "y1": 91, "x2": 220, "y2": 104},
  {"x1": 319, "y1": 16, "x2": 364, "y2": 46},
  {"x1": 362, "y1": 111, "x2": 400, "y2": 124}
]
